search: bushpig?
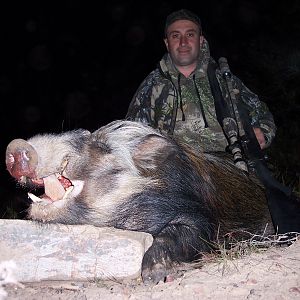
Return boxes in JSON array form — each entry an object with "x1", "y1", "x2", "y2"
[{"x1": 5, "y1": 120, "x2": 274, "y2": 283}]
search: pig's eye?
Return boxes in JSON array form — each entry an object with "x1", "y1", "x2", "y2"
[{"x1": 93, "y1": 141, "x2": 111, "y2": 153}]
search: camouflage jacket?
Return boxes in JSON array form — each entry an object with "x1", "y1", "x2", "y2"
[{"x1": 126, "y1": 39, "x2": 276, "y2": 152}]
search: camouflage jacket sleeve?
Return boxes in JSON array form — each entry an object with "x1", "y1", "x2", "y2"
[
  {"x1": 125, "y1": 71, "x2": 157, "y2": 126},
  {"x1": 232, "y1": 75, "x2": 277, "y2": 148}
]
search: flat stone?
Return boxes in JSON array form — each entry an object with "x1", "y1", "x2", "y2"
[{"x1": 0, "y1": 219, "x2": 153, "y2": 282}]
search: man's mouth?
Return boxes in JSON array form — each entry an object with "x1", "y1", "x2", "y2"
[
  {"x1": 179, "y1": 49, "x2": 190, "y2": 53},
  {"x1": 28, "y1": 173, "x2": 73, "y2": 204},
  {"x1": 178, "y1": 47, "x2": 191, "y2": 54}
]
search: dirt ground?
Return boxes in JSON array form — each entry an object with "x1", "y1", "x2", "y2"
[{"x1": 3, "y1": 237, "x2": 300, "y2": 300}]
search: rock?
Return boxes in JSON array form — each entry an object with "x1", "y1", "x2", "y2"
[{"x1": 0, "y1": 219, "x2": 153, "y2": 282}]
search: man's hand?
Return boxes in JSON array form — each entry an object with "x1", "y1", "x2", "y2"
[{"x1": 253, "y1": 127, "x2": 266, "y2": 149}]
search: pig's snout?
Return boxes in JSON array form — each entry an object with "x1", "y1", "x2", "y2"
[{"x1": 6, "y1": 139, "x2": 38, "y2": 180}]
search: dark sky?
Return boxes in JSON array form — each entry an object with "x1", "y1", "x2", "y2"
[
  {"x1": 1, "y1": 1, "x2": 299, "y2": 133},
  {"x1": 1, "y1": 0, "x2": 299, "y2": 216}
]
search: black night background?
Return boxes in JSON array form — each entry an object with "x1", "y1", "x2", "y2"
[{"x1": 1, "y1": 1, "x2": 299, "y2": 217}]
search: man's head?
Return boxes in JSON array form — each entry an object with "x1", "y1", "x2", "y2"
[
  {"x1": 164, "y1": 9, "x2": 203, "y2": 76},
  {"x1": 164, "y1": 9, "x2": 202, "y2": 38}
]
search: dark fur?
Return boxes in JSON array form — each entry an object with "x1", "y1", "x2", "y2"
[{"x1": 6, "y1": 120, "x2": 274, "y2": 283}]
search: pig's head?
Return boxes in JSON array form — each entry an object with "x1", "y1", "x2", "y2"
[{"x1": 6, "y1": 129, "x2": 91, "y2": 216}]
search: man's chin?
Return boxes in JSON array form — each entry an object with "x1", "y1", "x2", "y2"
[
  {"x1": 176, "y1": 59, "x2": 195, "y2": 67},
  {"x1": 174, "y1": 55, "x2": 196, "y2": 66}
]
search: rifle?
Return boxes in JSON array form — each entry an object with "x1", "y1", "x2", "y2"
[{"x1": 218, "y1": 57, "x2": 300, "y2": 234}]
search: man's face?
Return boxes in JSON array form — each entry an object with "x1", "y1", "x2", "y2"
[{"x1": 164, "y1": 20, "x2": 203, "y2": 68}]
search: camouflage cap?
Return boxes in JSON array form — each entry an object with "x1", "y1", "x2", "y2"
[{"x1": 164, "y1": 9, "x2": 202, "y2": 37}]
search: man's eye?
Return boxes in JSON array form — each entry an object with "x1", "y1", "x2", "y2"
[
  {"x1": 187, "y1": 33, "x2": 195, "y2": 37},
  {"x1": 171, "y1": 34, "x2": 179, "y2": 39}
]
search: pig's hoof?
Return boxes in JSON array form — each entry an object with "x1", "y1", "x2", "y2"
[{"x1": 141, "y1": 263, "x2": 168, "y2": 285}]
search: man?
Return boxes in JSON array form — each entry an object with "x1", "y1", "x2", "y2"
[{"x1": 126, "y1": 9, "x2": 276, "y2": 156}]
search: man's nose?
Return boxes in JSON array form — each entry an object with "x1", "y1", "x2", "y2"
[{"x1": 179, "y1": 36, "x2": 188, "y2": 46}]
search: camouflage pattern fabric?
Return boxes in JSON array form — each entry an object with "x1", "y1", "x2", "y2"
[{"x1": 126, "y1": 38, "x2": 276, "y2": 152}]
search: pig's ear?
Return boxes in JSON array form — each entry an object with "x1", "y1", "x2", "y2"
[{"x1": 132, "y1": 134, "x2": 177, "y2": 173}]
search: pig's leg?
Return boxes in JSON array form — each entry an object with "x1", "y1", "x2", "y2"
[{"x1": 141, "y1": 214, "x2": 214, "y2": 284}]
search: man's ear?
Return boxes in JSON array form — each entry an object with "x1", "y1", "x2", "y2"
[
  {"x1": 164, "y1": 38, "x2": 169, "y2": 51},
  {"x1": 132, "y1": 134, "x2": 177, "y2": 174},
  {"x1": 199, "y1": 35, "x2": 204, "y2": 47}
]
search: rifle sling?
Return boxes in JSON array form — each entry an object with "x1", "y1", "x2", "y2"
[{"x1": 207, "y1": 62, "x2": 231, "y2": 126}]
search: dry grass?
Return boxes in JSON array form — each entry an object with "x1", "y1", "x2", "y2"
[{"x1": 190, "y1": 230, "x2": 300, "y2": 276}]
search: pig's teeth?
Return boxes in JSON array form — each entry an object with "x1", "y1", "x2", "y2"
[
  {"x1": 28, "y1": 192, "x2": 43, "y2": 203},
  {"x1": 63, "y1": 186, "x2": 74, "y2": 199}
]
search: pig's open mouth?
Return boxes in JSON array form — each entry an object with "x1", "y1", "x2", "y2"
[{"x1": 28, "y1": 173, "x2": 73, "y2": 205}]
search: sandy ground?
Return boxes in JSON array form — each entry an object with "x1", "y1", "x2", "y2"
[{"x1": 2, "y1": 237, "x2": 300, "y2": 300}]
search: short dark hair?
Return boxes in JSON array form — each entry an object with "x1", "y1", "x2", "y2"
[{"x1": 164, "y1": 9, "x2": 202, "y2": 37}]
